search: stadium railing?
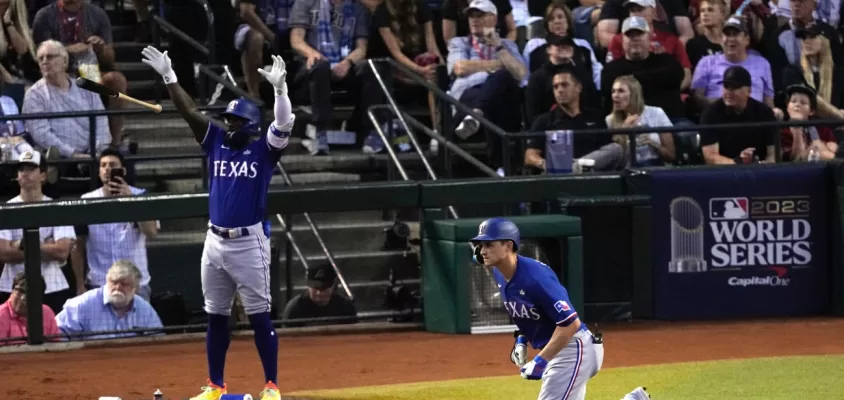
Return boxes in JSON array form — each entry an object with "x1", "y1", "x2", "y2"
[{"x1": 0, "y1": 174, "x2": 624, "y2": 345}]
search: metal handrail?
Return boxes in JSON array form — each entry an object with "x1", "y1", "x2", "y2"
[
  {"x1": 373, "y1": 58, "x2": 509, "y2": 139},
  {"x1": 275, "y1": 162, "x2": 353, "y2": 300},
  {"x1": 213, "y1": 67, "x2": 352, "y2": 300},
  {"x1": 372, "y1": 105, "x2": 499, "y2": 178},
  {"x1": 197, "y1": 64, "x2": 265, "y2": 107},
  {"x1": 366, "y1": 60, "x2": 459, "y2": 219},
  {"x1": 150, "y1": 15, "x2": 209, "y2": 57},
  {"x1": 194, "y1": 0, "x2": 217, "y2": 65},
  {"x1": 507, "y1": 118, "x2": 844, "y2": 137}
]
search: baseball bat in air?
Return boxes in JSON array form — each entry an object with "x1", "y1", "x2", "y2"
[{"x1": 76, "y1": 77, "x2": 163, "y2": 113}]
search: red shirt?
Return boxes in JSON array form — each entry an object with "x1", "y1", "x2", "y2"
[
  {"x1": 0, "y1": 300, "x2": 59, "y2": 345},
  {"x1": 780, "y1": 124, "x2": 836, "y2": 160},
  {"x1": 607, "y1": 29, "x2": 692, "y2": 69}
]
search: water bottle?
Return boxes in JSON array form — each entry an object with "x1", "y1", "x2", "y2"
[{"x1": 808, "y1": 148, "x2": 821, "y2": 162}]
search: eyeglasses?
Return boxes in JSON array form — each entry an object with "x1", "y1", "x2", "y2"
[
  {"x1": 36, "y1": 54, "x2": 60, "y2": 62},
  {"x1": 13, "y1": 286, "x2": 26, "y2": 295}
]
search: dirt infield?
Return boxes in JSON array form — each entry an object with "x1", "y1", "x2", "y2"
[{"x1": 2, "y1": 317, "x2": 843, "y2": 399}]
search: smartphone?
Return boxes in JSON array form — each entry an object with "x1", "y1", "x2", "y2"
[{"x1": 109, "y1": 168, "x2": 125, "y2": 182}]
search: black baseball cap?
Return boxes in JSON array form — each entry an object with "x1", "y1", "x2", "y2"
[
  {"x1": 795, "y1": 24, "x2": 823, "y2": 39},
  {"x1": 785, "y1": 84, "x2": 818, "y2": 109},
  {"x1": 722, "y1": 15, "x2": 748, "y2": 34},
  {"x1": 307, "y1": 263, "x2": 337, "y2": 290},
  {"x1": 546, "y1": 33, "x2": 576, "y2": 48},
  {"x1": 722, "y1": 66, "x2": 752, "y2": 89}
]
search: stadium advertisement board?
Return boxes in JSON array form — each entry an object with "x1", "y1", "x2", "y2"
[{"x1": 650, "y1": 164, "x2": 830, "y2": 319}]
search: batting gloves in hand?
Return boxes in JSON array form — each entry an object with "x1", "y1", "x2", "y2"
[
  {"x1": 520, "y1": 355, "x2": 548, "y2": 380},
  {"x1": 510, "y1": 335, "x2": 528, "y2": 367},
  {"x1": 257, "y1": 55, "x2": 288, "y2": 97},
  {"x1": 141, "y1": 46, "x2": 177, "y2": 84}
]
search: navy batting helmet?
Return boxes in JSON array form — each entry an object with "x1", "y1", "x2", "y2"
[
  {"x1": 471, "y1": 217, "x2": 520, "y2": 250},
  {"x1": 220, "y1": 97, "x2": 262, "y2": 136}
]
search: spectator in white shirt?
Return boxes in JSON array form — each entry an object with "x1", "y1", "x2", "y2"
[
  {"x1": 56, "y1": 260, "x2": 163, "y2": 340},
  {"x1": 0, "y1": 150, "x2": 75, "y2": 313},
  {"x1": 70, "y1": 149, "x2": 158, "y2": 300},
  {"x1": 605, "y1": 75, "x2": 676, "y2": 166}
]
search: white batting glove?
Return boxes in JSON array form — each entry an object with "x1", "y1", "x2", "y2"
[
  {"x1": 510, "y1": 335, "x2": 528, "y2": 367},
  {"x1": 257, "y1": 54, "x2": 288, "y2": 97},
  {"x1": 141, "y1": 46, "x2": 177, "y2": 84}
]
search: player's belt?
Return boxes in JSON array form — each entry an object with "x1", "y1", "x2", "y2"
[{"x1": 209, "y1": 225, "x2": 250, "y2": 239}]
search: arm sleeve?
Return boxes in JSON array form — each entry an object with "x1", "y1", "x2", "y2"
[
  {"x1": 267, "y1": 94, "x2": 293, "y2": 151},
  {"x1": 31, "y1": 9, "x2": 54, "y2": 45},
  {"x1": 93, "y1": 7, "x2": 113, "y2": 44},
  {"x1": 698, "y1": 104, "x2": 719, "y2": 146},
  {"x1": 446, "y1": 37, "x2": 468, "y2": 75},
  {"x1": 531, "y1": 272, "x2": 580, "y2": 327},
  {"x1": 354, "y1": 6, "x2": 371, "y2": 39},
  {"x1": 55, "y1": 301, "x2": 84, "y2": 336},
  {"x1": 43, "y1": 307, "x2": 60, "y2": 340},
  {"x1": 53, "y1": 225, "x2": 77, "y2": 241}
]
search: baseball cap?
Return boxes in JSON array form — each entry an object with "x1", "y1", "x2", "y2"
[
  {"x1": 722, "y1": 66, "x2": 751, "y2": 89},
  {"x1": 795, "y1": 23, "x2": 823, "y2": 39},
  {"x1": 17, "y1": 150, "x2": 42, "y2": 169},
  {"x1": 623, "y1": 0, "x2": 656, "y2": 8},
  {"x1": 464, "y1": 0, "x2": 497, "y2": 16},
  {"x1": 785, "y1": 84, "x2": 818, "y2": 109},
  {"x1": 546, "y1": 33, "x2": 576, "y2": 48},
  {"x1": 621, "y1": 16, "x2": 650, "y2": 34},
  {"x1": 307, "y1": 263, "x2": 337, "y2": 290},
  {"x1": 722, "y1": 15, "x2": 748, "y2": 34}
]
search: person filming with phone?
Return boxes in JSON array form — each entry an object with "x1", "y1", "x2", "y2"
[{"x1": 70, "y1": 149, "x2": 158, "y2": 300}]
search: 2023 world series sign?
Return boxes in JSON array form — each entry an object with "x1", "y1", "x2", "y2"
[{"x1": 650, "y1": 164, "x2": 830, "y2": 320}]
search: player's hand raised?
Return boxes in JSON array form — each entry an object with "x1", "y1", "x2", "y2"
[
  {"x1": 258, "y1": 54, "x2": 288, "y2": 96},
  {"x1": 520, "y1": 355, "x2": 548, "y2": 380},
  {"x1": 141, "y1": 46, "x2": 177, "y2": 84}
]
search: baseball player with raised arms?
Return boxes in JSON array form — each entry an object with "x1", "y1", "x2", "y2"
[
  {"x1": 471, "y1": 217, "x2": 650, "y2": 400},
  {"x1": 141, "y1": 46, "x2": 293, "y2": 400}
]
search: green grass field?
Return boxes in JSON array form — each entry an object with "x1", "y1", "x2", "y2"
[{"x1": 288, "y1": 355, "x2": 844, "y2": 400}]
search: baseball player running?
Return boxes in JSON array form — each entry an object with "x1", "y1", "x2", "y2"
[
  {"x1": 471, "y1": 218, "x2": 650, "y2": 400},
  {"x1": 141, "y1": 46, "x2": 293, "y2": 400}
]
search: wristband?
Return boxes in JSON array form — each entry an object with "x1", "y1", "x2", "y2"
[
  {"x1": 532, "y1": 355, "x2": 548, "y2": 367},
  {"x1": 516, "y1": 335, "x2": 528, "y2": 345},
  {"x1": 162, "y1": 70, "x2": 178, "y2": 84}
]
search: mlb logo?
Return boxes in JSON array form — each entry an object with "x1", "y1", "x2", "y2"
[
  {"x1": 554, "y1": 300, "x2": 571, "y2": 313},
  {"x1": 709, "y1": 197, "x2": 749, "y2": 220}
]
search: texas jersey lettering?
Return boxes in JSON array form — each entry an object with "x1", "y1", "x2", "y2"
[
  {"x1": 202, "y1": 124, "x2": 285, "y2": 228},
  {"x1": 492, "y1": 255, "x2": 586, "y2": 350}
]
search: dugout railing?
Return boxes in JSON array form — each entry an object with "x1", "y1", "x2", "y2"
[{"x1": 2, "y1": 164, "x2": 844, "y2": 345}]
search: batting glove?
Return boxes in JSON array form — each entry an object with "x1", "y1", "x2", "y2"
[
  {"x1": 520, "y1": 355, "x2": 548, "y2": 380},
  {"x1": 257, "y1": 54, "x2": 288, "y2": 97},
  {"x1": 140, "y1": 46, "x2": 177, "y2": 84},
  {"x1": 510, "y1": 335, "x2": 528, "y2": 367}
]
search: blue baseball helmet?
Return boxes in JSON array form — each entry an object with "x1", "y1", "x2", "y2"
[
  {"x1": 220, "y1": 97, "x2": 262, "y2": 136},
  {"x1": 471, "y1": 217, "x2": 520, "y2": 251}
]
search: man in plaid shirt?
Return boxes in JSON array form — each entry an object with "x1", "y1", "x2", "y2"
[{"x1": 71, "y1": 149, "x2": 158, "y2": 300}]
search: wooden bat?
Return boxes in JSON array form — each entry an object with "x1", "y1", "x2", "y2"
[{"x1": 76, "y1": 77, "x2": 163, "y2": 113}]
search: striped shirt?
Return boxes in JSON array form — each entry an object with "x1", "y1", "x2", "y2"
[
  {"x1": 0, "y1": 195, "x2": 76, "y2": 294},
  {"x1": 21, "y1": 77, "x2": 111, "y2": 157},
  {"x1": 79, "y1": 186, "x2": 157, "y2": 288},
  {"x1": 55, "y1": 287, "x2": 163, "y2": 340}
]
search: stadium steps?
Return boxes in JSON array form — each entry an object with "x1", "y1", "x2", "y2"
[
  {"x1": 105, "y1": 4, "x2": 440, "y2": 319},
  {"x1": 146, "y1": 214, "x2": 420, "y2": 314}
]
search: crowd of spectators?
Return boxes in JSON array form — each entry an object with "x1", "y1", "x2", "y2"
[
  {"x1": 219, "y1": 0, "x2": 844, "y2": 171},
  {"x1": 3, "y1": 0, "x2": 844, "y2": 343}
]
